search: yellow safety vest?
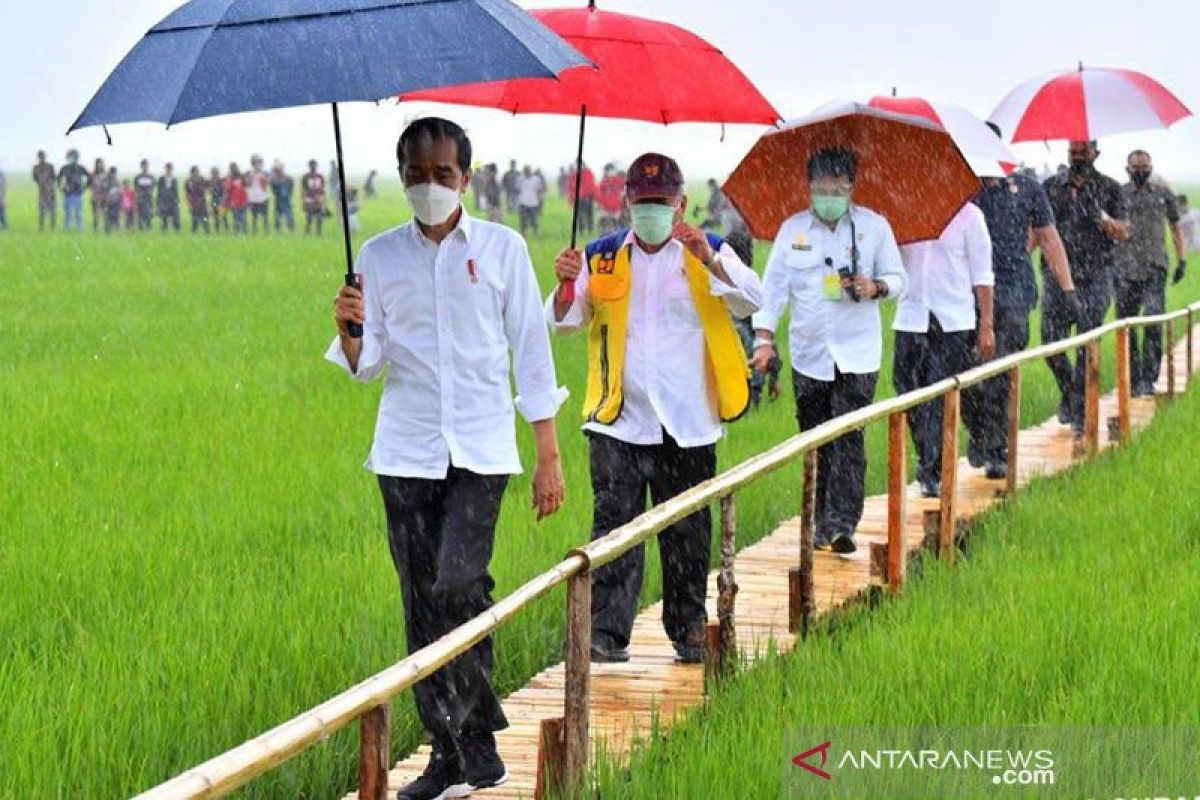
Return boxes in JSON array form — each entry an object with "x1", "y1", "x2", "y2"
[{"x1": 583, "y1": 240, "x2": 750, "y2": 425}]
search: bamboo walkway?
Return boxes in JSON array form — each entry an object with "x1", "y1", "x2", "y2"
[{"x1": 349, "y1": 333, "x2": 1191, "y2": 800}]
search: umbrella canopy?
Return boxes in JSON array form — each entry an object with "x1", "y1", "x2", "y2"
[
  {"x1": 722, "y1": 101, "x2": 980, "y2": 244},
  {"x1": 988, "y1": 65, "x2": 1192, "y2": 144},
  {"x1": 399, "y1": 3, "x2": 779, "y2": 125},
  {"x1": 70, "y1": 0, "x2": 589, "y2": 129},
  {"x1": 865, "y1": 95, "x2": 1016, "y2": 177}
]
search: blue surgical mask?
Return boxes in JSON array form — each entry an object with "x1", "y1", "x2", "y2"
[{"x1": 630, "y1": 203, "x2": 677, "y2": 246}]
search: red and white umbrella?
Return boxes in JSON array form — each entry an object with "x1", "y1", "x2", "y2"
[
  {"x1": 866, "y1": 95, "x2": 1016, "y2": 176},
  {"x1": 989, "y1": 65, "x2": 1192, "y2": 143}
]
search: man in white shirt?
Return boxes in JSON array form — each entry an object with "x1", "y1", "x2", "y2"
[
  {"x1": 751, "y1": 147, "x2": 907, "y2": 554},
  {"x1": 549, "y1": 152, "x2": 762, "y2": 665},
  {"x1": 895, "y1": 203, "x2": 995, "y2": 497},
  {"x1": 516, "y1": 165, "x2": 541, "y2": 238},
  {"x1": 246, "y1": 154, "x2": 271, "y2": 235},
  {"x1": 330, "y1": 117, "x2": 566, "y2": 800}
]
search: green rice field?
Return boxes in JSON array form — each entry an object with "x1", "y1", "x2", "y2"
[{"x1": 1, "y1": 176, "x2": 1196, "y2": 798}]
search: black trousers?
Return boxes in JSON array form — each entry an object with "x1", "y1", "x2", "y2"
[
  {"x1": 893, "y1": 318, "x2": 976, "y2": 485},
  {"x1": 588, "y1": 431, "x2": 716, "y2": 652},
  {"x1": 792, "y1": 368, "x2": 878, "y2": 540},
  {"x1": 1042, "y1": 279, "x2": 1112, "y2": 425},
  {"x1": 377, "y1": 468, "x2": 509, "y2": 746},
  {"x1": 1116, "y1": 270, "x2": 1167, "y2": 388},
  {"x1": 963, "y1": 304, "x2": 1031, "y2": 464}
]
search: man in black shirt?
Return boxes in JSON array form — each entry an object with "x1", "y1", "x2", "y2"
[
  {"x1": 157, "y1": 163, "x2": 181, "y2": 232},
  {"x1": 1041, "y1": 140, "x2": 1129, "y2": 433},
  {"x1": 964, "y1": 133, "x2": 1078, "y2": 476},
  {"x1": 134, "y1": 160, "x2": 156, "y2": 231},
  {"x1": 32, "y1": 150, "x2": 57, "y2": 230}
]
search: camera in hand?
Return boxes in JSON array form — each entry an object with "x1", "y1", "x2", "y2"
[{"x1": 826, "y1": 256, "x2": 859, "y2": 302}]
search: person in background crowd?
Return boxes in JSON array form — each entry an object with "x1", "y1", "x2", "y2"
[
  {"x1": 209, "y1": 166, "x2": 228, "y2": 233},
  {"x1": 1041, "y1": 140, "x2": 1129, "y2": 433},
  {"x1": 186, "y1": 166, "x2": 210, "y2": 234},
  {"x1": 1115, "y1": 150, "x2": 1188, "y2": 397},
  {"x1": 90, "y1": 157, "x2": 108, "y2": 231},
  {"x1": 364, "y1": 169, "x2": 377, "y2": 199},
  {"x1": 121, "y1": 179, "x2": 135, "y2": 230},
  {"x1": 597, "y1": 163, "x2": 624, "y2": 235},
  {"x1": 270, "y1": 160, "x2": 295, "y2": 233},
  {"x1": 346, "y1": 186, "x2": 361, "y2": 232},
  {"x1": 534, "y1": 168, "x2": 548, "y2": 228},
  {"x1": 964, "y1": 126, "x2": 1077, "y2": 478},
  {"x1": 695, "y1": 178, "x2": 727, "y2": 229},
  {"x1": 751, "y1": 147, "x2": 906, "y2": 554},
  {"x1": 303, "y1": 159, "x2": 326, "y2": 235},
  {"x1": 727, "y1": 231, "x2": 780, "y2": 406},
  {"x1": 566, "y1": 161, "x2": 596, "y2": 237},
  {"x1": 104, "y1": 168, "x2": 122, "y2": 233},
  {"x1": 327, "y1": 159, "x2": 341, "y2": 219},
  {"x1": 470, "y1": 164, "x2": 486, "y2": 211},
  {"x1": 501, "y1": 159, "x2": 520, "y2": 214},
  {"x1": 134, "y1": 160, "x2": 156, "y2": 231},
  {"x1": 0, "y1": 166, "x2": 7, "y2": 231},
  {"x1": 157, "y1": 162, "x2": 181, "y2": 232},
  {"x1": 329, "y1": 117, "x2": 565, "y2": 800},
  {"x1": 516, "y1": 165, "x2": 541, "y2": 238},
  {"x1": 483, "y1": 163, "x2": 503, "y2": 224},
  {"x1": 247, "y1": 155, "x2": 271, "y2": 234},
  {"x1": 58, "y1": 149, "x2": 90, "y2": 231},
  {"x1": 1179, "y1": 195, "x2": 1200, "y2": 254},
  {"x1": 557, "y1": 166, "x2": 568, "y2": 198},
  {"x1": 895, "y1": 202, "x2": 995, "y2": 498},
  {"x1": 33, "y1": 150, "x2": 57, "y2": 230},
  {"x1": 225, "y1": 162, "x2": 248, "y2": 234},
  {"x1": 548, "y1": 151, "x2": 762, "y2": 666}
]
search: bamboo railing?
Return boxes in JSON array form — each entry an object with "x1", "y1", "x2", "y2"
[{"x1": 132, "y1": 302, "x2": 1200, "y2": 800}]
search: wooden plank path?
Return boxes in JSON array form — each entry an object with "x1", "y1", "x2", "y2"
[{"x1": 351, "y1": 332, "x2": 1192, "y2": 800}]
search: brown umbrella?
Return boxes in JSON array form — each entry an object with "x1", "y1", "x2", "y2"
[{"x1": 723, "y1": 101, "x2": 980, "y2": 244}]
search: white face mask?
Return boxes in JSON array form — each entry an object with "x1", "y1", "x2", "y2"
[{"x1": 405, "y1": 182, "x2": 462, "y2": 226}]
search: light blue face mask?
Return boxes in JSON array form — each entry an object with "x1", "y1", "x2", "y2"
[{"x1": 630, "y1": 202, "x2": 677, "y2": 246}]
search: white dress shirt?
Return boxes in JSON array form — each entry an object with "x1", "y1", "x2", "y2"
[
  {"x1": 753, "y1": 205, "x2": 907, "y2": 380},
  {"x1": 547, "y1": 233, "x2": 763, "y2": 447},
  {"x1": 516, "y1": 175, "x2": 541, "y2": 208},
  {"x1": 895, "y1": 203, "x2": 994, "y2": 333},
  {"x1": 326, "y1": 211, "x2": 567, "y2": 479}
]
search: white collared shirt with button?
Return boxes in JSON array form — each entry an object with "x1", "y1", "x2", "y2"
[
  {"x1": 547, "y1": 233, "x2": 763, "y2": 448},
  {"x1": 753, "y1": 205, "x2": 907, "y2": 381},
  {"x1": 894, "y1": 202, "x2": 994, "y2": 334},
  {"x1": 326, "y1": 211, "x2": 567, "y2": 479}
]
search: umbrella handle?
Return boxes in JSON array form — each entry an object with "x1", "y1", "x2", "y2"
[{"x1": 345, "y1": 272, "x2": 364, "y2": 339}]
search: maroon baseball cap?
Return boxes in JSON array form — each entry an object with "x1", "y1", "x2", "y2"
[{"x1": 625, "y1": 152, "x2": 684, "y2": 201}]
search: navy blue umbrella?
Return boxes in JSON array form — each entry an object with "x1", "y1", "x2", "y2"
[{"x1": 70, "y1": 0, "x2": 589, "y2": 336}]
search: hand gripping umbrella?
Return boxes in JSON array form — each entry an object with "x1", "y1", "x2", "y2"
[
  {"x1": 399, "y1": 0, "x2": 780, "y2": 300},
  {"x1": 69, "y1": 0, "x2": 589, "y2": 337}
]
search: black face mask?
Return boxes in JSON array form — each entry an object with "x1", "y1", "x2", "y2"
[
  {"x1": 1068, "y1": 158, "x2": 1093, "y2": 176},
  {"x1": 1130, "y1": 170, "x2": 1152, "y2": 186}
]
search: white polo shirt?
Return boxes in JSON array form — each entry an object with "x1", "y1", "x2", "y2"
[
  {"x1": 325, "y1": 210, "x2": 567, "y2": 478},
  {"x1": 895, "y1": 202, "x2": 994, "y2": 333},
  {"x1": 548, "y1": 233, "x2": 763, "y2": 447},
  {"x1": 753, "y1": 205, "x2": 907, "y2": 380}
]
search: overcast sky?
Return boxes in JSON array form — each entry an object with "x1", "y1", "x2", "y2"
[{"x1": 3, "y1": 0, "x2": 1199, "y2": 184}]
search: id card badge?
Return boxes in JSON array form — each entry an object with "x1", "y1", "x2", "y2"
[{"x1": 822, "y1": 272, "x2": 843, "y2": 302}]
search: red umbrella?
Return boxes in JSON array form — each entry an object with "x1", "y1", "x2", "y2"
[
  {"x1": 400, "y1": 0, "x2": 780, "y2": 297},
  {"x1": 989, "y1": 64, "x2": 1192, "y2": 143}
]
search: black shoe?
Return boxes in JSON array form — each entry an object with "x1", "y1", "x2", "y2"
[
  {"x1": 590, "y1": 643, "x2": 630, "y2": 663},
  {"x1": 397, "y1": 745, "x2": 471, "y2": 800},
  {"x1": 461, "y1": 731, "x2": 507, "y2": 791},
  {"x1": 984, "y1": 461, "x2": 1007, "y2": 480},
  {"x1": 967, "y1": 444, "x2": 986, "y2": 469},
  {"x1": 673, "y1": 640, "x2": 705, "y2": 664},
  {"x1": 830, "y1": 532, "x2": 857, "y2": 554},
  {"x1": 920, "y1": 477, "x2": 941, "y2": 498}
]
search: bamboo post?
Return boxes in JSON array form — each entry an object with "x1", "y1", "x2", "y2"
[
  {"x1": 1116, "y1": 328, "x2": 1131, "y2": 445},
  {"x1": 1004, "y1": 367, "x2": 1021, "y2": 496},
  {"x1": 357, "y1": 704, "x2": 390, "y2": 800},
  {"x1": 562, "y1": 572, "x2": 590, "y2": 795},
  {"x1": 886, "y1": 412, "x2": 907, "y2": 593},
  {"x1": 1166, "y1": 321, "x2": 1177, "y2": 398},
  {"x1": 800, "y1": 449, "x2": 817, "y2": 545},
  {"x1": 1187, "y1": 309, "x2": 1194, "y2": 381},
  {"x1": 1084, "y1": 340, "x2": 1100, "y2": 457},
  {"x1": 938, "y1": 388, "x2": 960, "y2": 565},
  {"x1": 716, "y1": 494, "x2": 738, "y2": 668},
  {"x1": 790, "y1": 450, "x2": 816, "y2": 636},
  {"x1": 534, "y1": 717, "x2": 565, "y2": 800}
]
